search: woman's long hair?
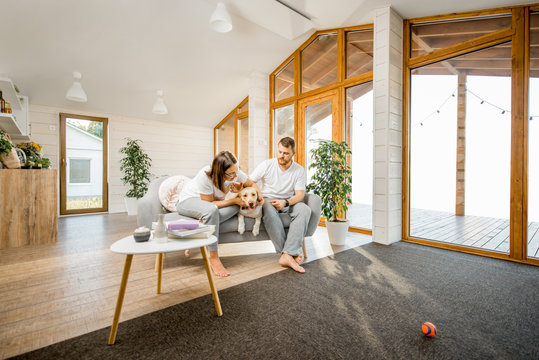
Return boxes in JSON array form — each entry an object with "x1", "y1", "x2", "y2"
[{"x1": 206, "y1": 151, "x2": 237, "y2": 193}]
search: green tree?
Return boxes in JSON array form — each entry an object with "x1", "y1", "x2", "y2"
[{"x1": 87, "y1": 121, "x2": 103, "y2": 138}]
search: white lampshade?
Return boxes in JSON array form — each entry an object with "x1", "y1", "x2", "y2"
[
  {"x1": 66, "y1": 71, "x2": 87, "y2": 102},
  {"x1": 152, "y1": 90, "x2": 168, "y2": 115},
  {"x1": 210, "y1": 2, "x2": 232, "y2": 33}
]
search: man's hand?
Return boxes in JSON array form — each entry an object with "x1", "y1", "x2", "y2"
[{"x1": 270, "y1": 199, "x2": 286, "y2": 210}]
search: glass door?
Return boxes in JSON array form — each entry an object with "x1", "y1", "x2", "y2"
[
  {"x1": 60, "y1": 113, "x2": 108, "y2": 215},
  {"x1": 298, "y1": 90, "x2": 341, "y2": 187}
]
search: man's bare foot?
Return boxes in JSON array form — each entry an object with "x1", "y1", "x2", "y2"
[
  {"x1": 294, "y1": 254, "x2": 303, "y2": 264},
  {"x1": 185, "y1": 249, "x2": 191, "y2": 257},
  {"x1": 209, "y1": 254, "x2": 230, "y2": 277},
  {"x1": 279, "y1": 253, "x2": 305, "y2": 273}
]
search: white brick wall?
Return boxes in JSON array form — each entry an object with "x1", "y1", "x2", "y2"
[
  {"x1": 28, "y1": 104, "x2": 213, "y2": 214},
  {"x1": 373, "y1": 6, "x2": 403, "y2": 245}
]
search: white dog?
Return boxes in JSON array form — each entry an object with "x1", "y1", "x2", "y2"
[{"x1": 226, "y1": 186, "x2": 262, "y2": 236}]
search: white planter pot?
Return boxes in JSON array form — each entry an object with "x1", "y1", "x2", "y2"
[
  {"x1": 124, "y1": 197, "x2": 138, "y2": 216},
  {"x1": 326, "y1": 219, "x2": 350, "y2": 246}
]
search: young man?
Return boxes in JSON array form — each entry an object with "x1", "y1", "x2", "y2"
[{"x1": 250, "y1": 137, "x2": 311, "y2": 273}]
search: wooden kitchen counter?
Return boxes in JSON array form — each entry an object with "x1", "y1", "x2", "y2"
[{"x1": 0, "y1": 169, "x2": 58, "y2": 248}]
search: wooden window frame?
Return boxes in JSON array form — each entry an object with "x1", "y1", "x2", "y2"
[
  {"x1": 59, "y1": 113, "x2": 108, "y2": 215},
  {"x1": 402, "y1": 5, "x2": 539, "y2": 266},
  {"x1": 269, "y1": 24, "x2": 374, "y2": 233}
]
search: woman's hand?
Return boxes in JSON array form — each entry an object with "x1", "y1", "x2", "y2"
[
  {"x1": 229, "y1": 182, "x2": 243, "y2": 193},
  {"x1": 233, "y1": 196, "x2": 244, "y2": 206},
  {"x1": 257, "y1": 196, "x2": 264, "y2": 206}
]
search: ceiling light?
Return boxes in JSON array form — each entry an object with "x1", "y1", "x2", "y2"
[
  {"x1": 210, "y1": 2, "x2": 232, "y2": 33},
  {"x1": 152, "y1": 90, "x2": 168, "y2": 115},
  {"x1": 66, "y1": 71, "x2": 87, "y2": 102}
]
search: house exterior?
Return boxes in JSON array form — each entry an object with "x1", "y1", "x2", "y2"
[{"x1": 65, "y1": 123, "x2": 103, "y2": 202}]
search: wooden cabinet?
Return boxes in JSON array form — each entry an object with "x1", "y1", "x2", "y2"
[{"x1": 0, "y1": 169, "x2": 58, "y2": 248}]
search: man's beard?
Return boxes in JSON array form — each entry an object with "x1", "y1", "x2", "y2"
[{"x1": 278, "y1": 157, "x2": 291, "y2": 166}]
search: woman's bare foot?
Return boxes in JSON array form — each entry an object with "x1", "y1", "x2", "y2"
[
  {"x1": 279, "y1": 253, "x2": 305, "y2": 273},
  {"x1": 185, "y1": 249, "x2": 191, "y2": 257},
  {"x1": 209, "y1": 252, "x2": 230, "y2": 277},
  {"x1": 294, "y1": 254, "x2": 303, "y2": 264}
]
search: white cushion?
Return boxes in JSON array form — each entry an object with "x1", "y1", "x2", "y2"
[{"x1": 158, "y1": 175, "x2": 191, "y2": 212}]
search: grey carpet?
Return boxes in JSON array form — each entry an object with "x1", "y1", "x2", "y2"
[{"x1": 10, "y1": 242, "x2": 539, "y2": 360}]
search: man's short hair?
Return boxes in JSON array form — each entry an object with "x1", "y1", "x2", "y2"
[{"x1": 278, "y1": 137, "x2": 296, "y2": 152}]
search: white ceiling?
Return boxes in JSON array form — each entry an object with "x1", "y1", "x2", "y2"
[{"x1": 0, "y1": 0, "x2": 530, "y2": 128}]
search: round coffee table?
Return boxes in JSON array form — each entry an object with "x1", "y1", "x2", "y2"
[{"x1": 108, "y1": 235, "x2": 221, "y2": 345}]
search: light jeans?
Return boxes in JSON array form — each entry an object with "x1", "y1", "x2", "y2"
[
  {"x1": 176, "y1": 197, "x2": 239, "y2": 252},
  {"x1": 262, "y1": 198, "x2": 311, "y2": 256}
]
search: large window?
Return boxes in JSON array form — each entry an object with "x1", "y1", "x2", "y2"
[
  {"x1": 270, "y1": 26, "x2": 373, "y2": 231},
  {"x1": 215, "y1": 113, "x2": 235, "y2": 155},
  {"x1": 405, "y1": 7, "x2": 537, "y2": 265},
  {"x1": 346, "y1": 82, "x2": 373, "y2": 229},
  {"x1": 214, "y1": 97, "x2": 249, "y2": 171},
  {"x1": 273, "y1": 104, "x2": 294, "y2": 157},
  {"x1": 409, "y1": 43, "x2": 512, "y2": 253},
  {"x1": 274, "y1": 59, "x2": 295, "y2": 102},
  {"x1": 301, "y1": 33, "x2": 338, "y2": 93},
  {"x1": 528, "y1": 12, "x2": 539, "y2": 260}
]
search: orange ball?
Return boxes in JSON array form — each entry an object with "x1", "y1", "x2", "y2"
[{"x1": 422, "y1": 322, "x2": 437, "y2": 337}]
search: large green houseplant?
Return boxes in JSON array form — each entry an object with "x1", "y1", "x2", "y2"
[
  {"x1": 119, "y1": 138, "x2": 152, "y2": 215},
  {"x1": 306, "y1": 140, "x2": 352, "y2": 245}
]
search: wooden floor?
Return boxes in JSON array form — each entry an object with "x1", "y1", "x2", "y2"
[
  {"x1": 0, "y1": 214, "x2": 371, "y2": 359},
  {"x1": 348, "y1": 204, "x2": 539, "y2": 257}
]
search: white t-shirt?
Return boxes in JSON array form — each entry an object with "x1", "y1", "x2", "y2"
[
  {"x1": 178, "y1": 165, "x2": 248, "y2": 203},
  {"x1": 250, "y1": 159, "x2": 306, "y2": 199}
]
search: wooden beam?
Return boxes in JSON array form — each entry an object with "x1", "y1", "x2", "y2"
[
  {"x1": 409, "y1": 27, "x2": 512, "y2": 69},
  {"x1": 412, "y1": 32, "x2": 459, "y2": 75},
  {"x1": 509, "y1": 7, "x2": 528, "y2": 260},
  {"x1": 455, "y1": 72, "x2": 467, "y2": 216}
]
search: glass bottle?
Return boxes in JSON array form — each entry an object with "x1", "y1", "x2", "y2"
[
  {"x1": 154, "y1": 213, "x2": 168, "y2": 243},
  {"x1": 0, "y1": 91, "x2": 4, "y2": 113}
]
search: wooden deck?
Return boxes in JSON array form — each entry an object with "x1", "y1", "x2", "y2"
[{"x1": 348, "y1": 204, "x2": 539, "y2": 257}]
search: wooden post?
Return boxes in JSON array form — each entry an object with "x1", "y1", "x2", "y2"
[{"x1": 455, "y1": 72, "x2": 467, "y2": 216}]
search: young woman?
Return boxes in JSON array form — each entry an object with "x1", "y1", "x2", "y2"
[{"x1": 177, "y1": 151, "x2": 262, "y2": 277}]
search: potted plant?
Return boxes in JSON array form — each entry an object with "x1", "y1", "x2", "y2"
[
  {"x1": 119, "y1": 138, "x2": 152, "y2": 215},
  {"x1": 306, "y1": 140, "x2": 352, "y2": 245}
]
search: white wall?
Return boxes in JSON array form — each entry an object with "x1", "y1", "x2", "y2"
[
  {"x1": 372, "y1": 6, "x2": 403, "y2": 245},
  {"x1": 28, "y1": 104, "x2": 214, "y2": 213}
]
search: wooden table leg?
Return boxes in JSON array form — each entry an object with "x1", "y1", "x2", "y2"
[
  {"x1": 156, "y1": 253, "x2": 163, "y2": 294},
  {"x1": 108, "y1": 254, "x2": 133, "y2": 345},
  {"x1": 200, "y1": 246, "x2": 223, "y2": 316}
]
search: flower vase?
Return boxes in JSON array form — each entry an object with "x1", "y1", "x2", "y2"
[{"x1": 154, "y1": 214, "x2": 168, "y2": 243}]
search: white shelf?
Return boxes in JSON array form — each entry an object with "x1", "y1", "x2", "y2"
[
  {"x1": 0, "y1": 113, "x2": 24, "y2": 135},
  {"x1": 0, "y1": 78, "x2": 22, "y2": 110}
]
